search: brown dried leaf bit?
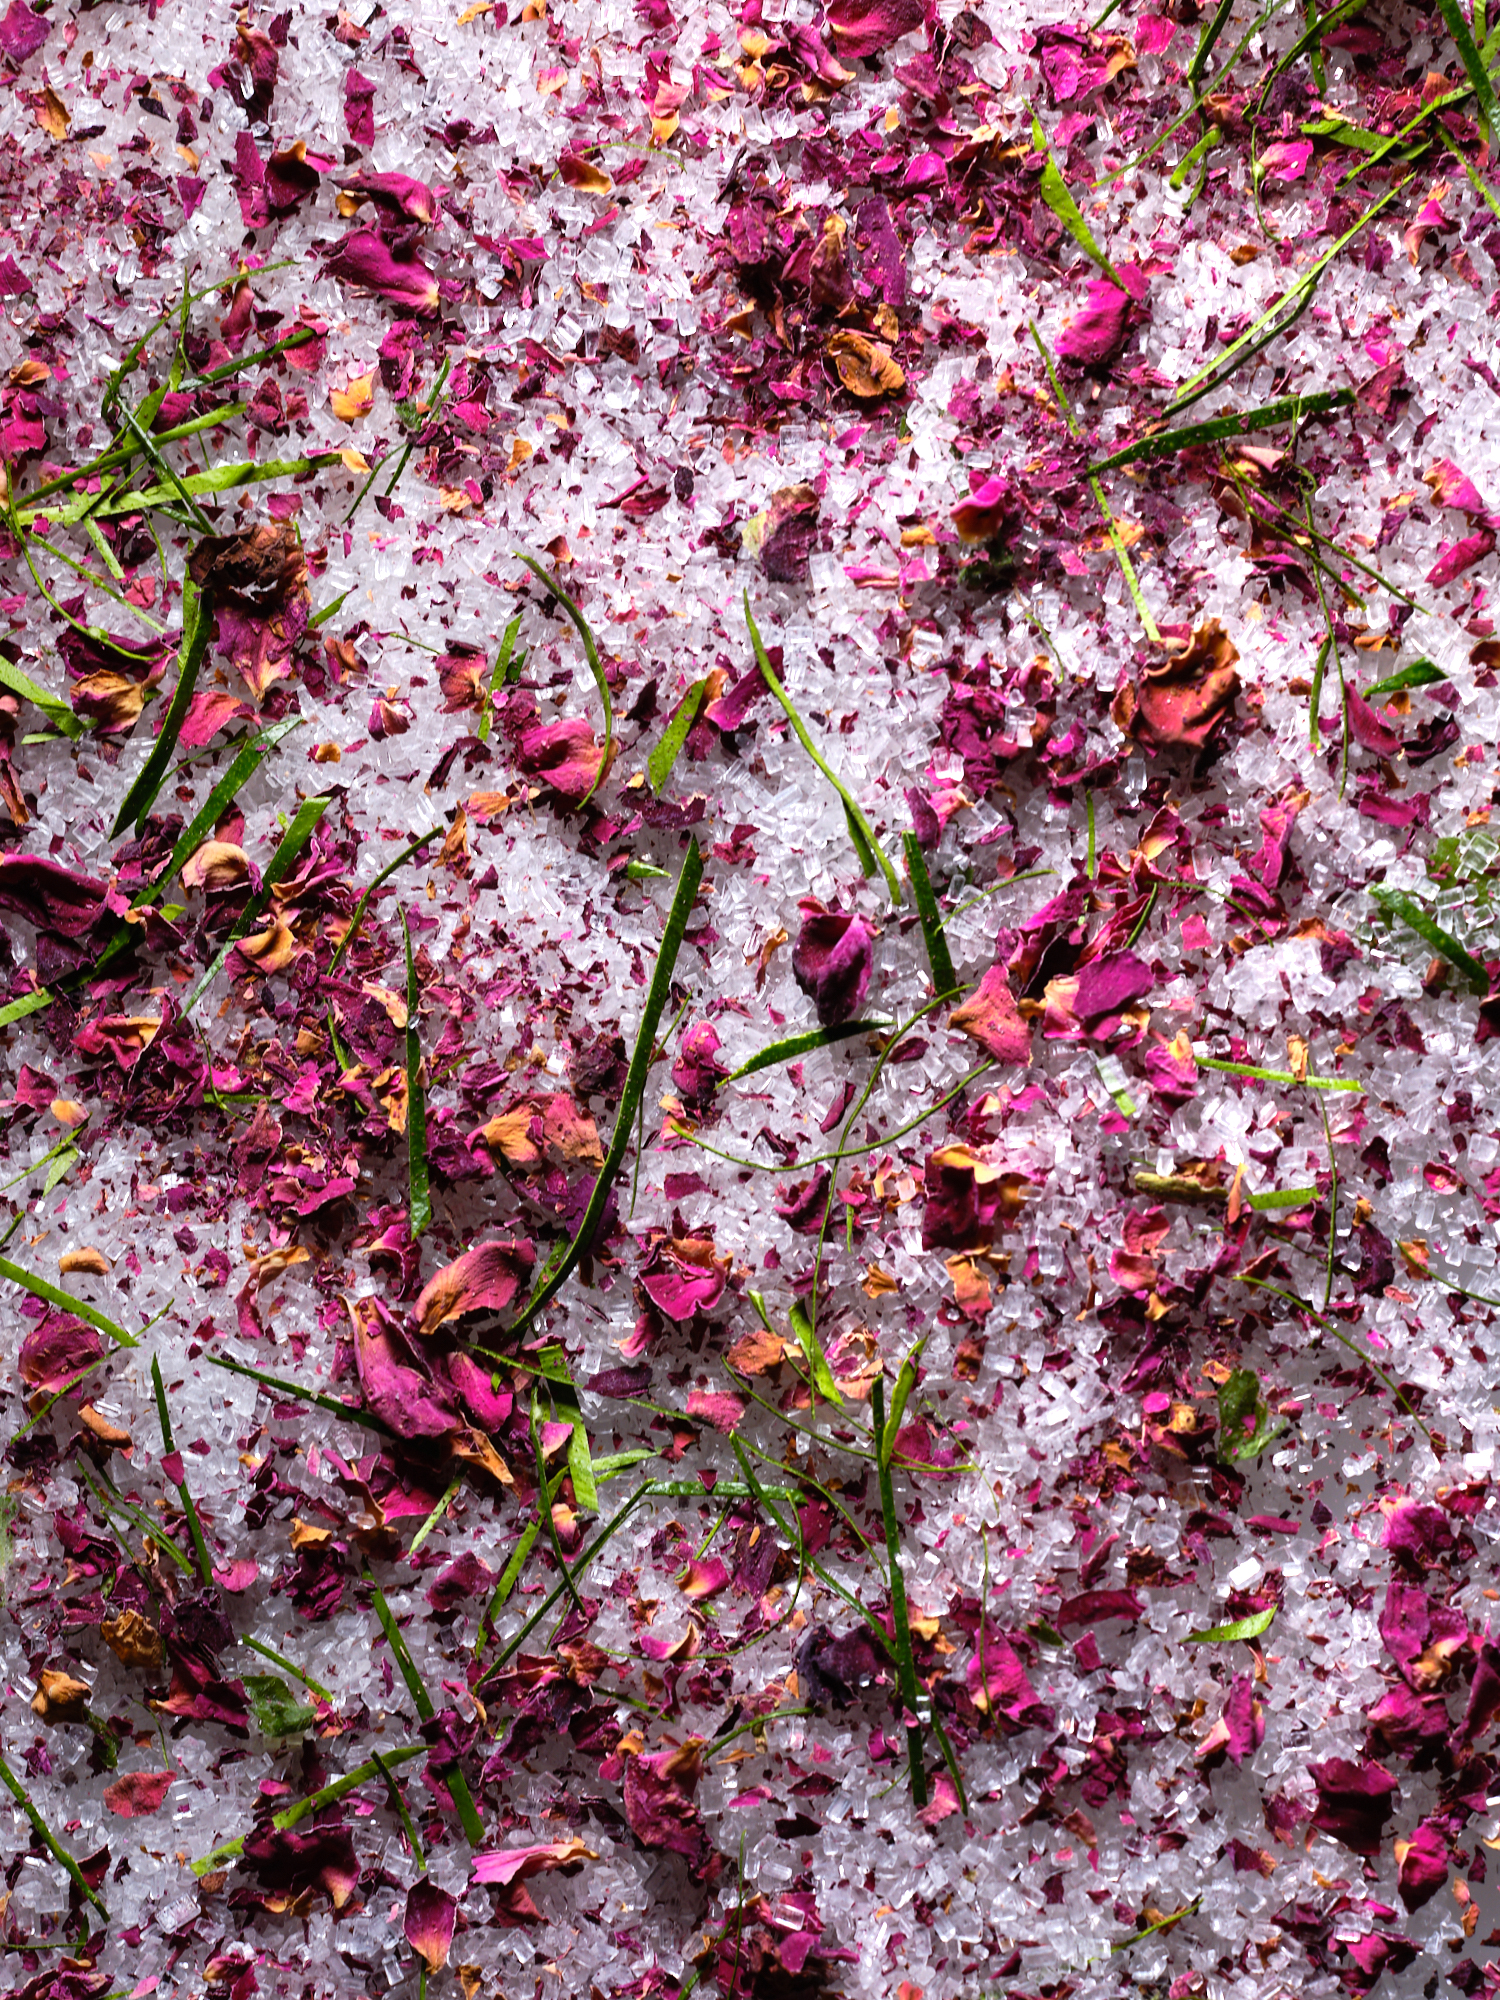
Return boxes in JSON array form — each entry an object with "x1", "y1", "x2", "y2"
[
  {"x1": 31, "y1": 1668, "x2": 90, "y2": 1722},
  {"x1": 102, "y1": 1609, "x2": 163, "y2": 1669}
]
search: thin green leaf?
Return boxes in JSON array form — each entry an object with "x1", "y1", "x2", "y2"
[
  {"x1": 1260, "y1": 0, "x2": 1367, "y2": 89},
  {"x1": 477, "y1": 1519, "x2": 542, "y2": 1654},
  {"x1": 477, "y1": 613, "x2": 522, "y2": 745},
  {"x1": 1030, "y1": 322, "x2": 1161, "y2": 640},
  {"x1": 647, "y1": 676, "x2": 709, "y2": 794},
  {"x1": 743, "y1": 597, "x2": 902, "y2": 904},
  {"x1": 366, "y1": 1569, "x2": 484, "y2": 1844},
  {"x1": 514, "y1": 553, "x2": 613, "y2": 808},
  {"x1": 310, "y1": 588, "x2": 352, "y2": 630},
  {"x1": 1436, "y1": 0, "x2": 1500, "y2": 135},
  {"x1": 1248, "y1": 1185, "x2": 1320, "y2": 1211},
  {"x1": 1364, "y1": 657, "x2": 1447, "y2": 700},
  {"x1": 184, "y1": 793, "x2": 331, "y2": 1014},
  {"x1": 112, "y1": 577, "x2": 214, "y2": 837},
  {"x1": 723, "y1": 1019, "x2": 886, "y2": 1084},
  {"x1": 842, "y1": 800, "x2": 883, "y2": 882},
  {"x1": 1196, "y1": 1056, "x2": 1362, "y2": 1091},
  {"x1": 408, "y1": 1476, "x2": 461, "y2": 1558},
  {"x1": 152, "y1": 1355, "x2": 214, "y2": 1585},
  {"x1": 0, "y1": 1255, "x2": 138, "y2": 1348},
  {"x1": 0, "y1": 1749, "x2": 107, "y2": 1913},
  {"x1": 1185, "y1": 1605, "x2": 1278, "y2": 1643},
  {"x1": 0, "y1": 988, "x2": 54, "y2": 1028},
  {"x1": 21, "y1": 454, "x2": 343, "y2": 529},
  {"x1": 243, "y1": 1672, "x2": 317, "y2": 1740},
  {"x1": 1216, "y1": 1367, "x2": 1286, "y2": 1463},
  {"x1": 788, "y1": 1299, "x2": 844, "y2": 1409},
  {"x1": 1302, "y1": 114, "x2": 1403, "y2": 154},
  {"x1": 0, "y1": 654, "x2": 84, "y2": 738},
  {"x1": 1031, "y1": 113, "x2": 1128, "y2": 289},
  {"x1": 1112, "y1": 1896, "x2": 1202, "y2": 1952},
  {"x1": 1235, "y1": 1273, "x2": 1431, "y2": 1440},
  {"x1": 558, "y1": 1378, "x2": 598, "y2": 1512},
  {"x1": 327, "y1": 827, "x2": 441, "y2": 976},
  {"x1": 241, "y1": 1634, "x2": 334, "y2": 1703},
  {"x1": 1088, "y1": 389, "x2": 1355, "y2": 476},
  {"x1": 401, "y1": 910, "x2": 431, "y2": 1236},
  {"x1": 1169, "y1": 122, "x2": 1222, "y2": 192},
  {"x1": 1188, "y1": 0, "x2": 1234, "y2": 82},
  {"x1": 479, "y1": 1483, "x2": 655, "y2": 1681},
  {"x1": 207, "y1": 1352, "x2": 394, "y2": 1436},
  {"x1": 504, "y1": 838, "x2": 704, "y2": 1342},
  {"x1": 882, "y1": 1343, "x2": 923, "y2": 1461},
  {"x1": 871, "y1": 1373, "x2": 928, "y2": 1809},
  {"x1": 193, "y1": 1744, "x2": 425, "y2": 1875},
  {"x1": 1165, "y1": 182, "x2": 1407, "y2": 416},
  {"x1": 373, "y1": 1746, "x2": 428, "y2": 1873},
  {"x1": 1369, "y1": 885, "x2": 1489, "y2": 993},
  {"x1": 902, "y1": 834, "x2": 956, "y2": 997}
]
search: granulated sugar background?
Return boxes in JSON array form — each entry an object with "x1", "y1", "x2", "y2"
[{"x1": 0, "y1": 0, "x2": 1499, "y2": 1995}]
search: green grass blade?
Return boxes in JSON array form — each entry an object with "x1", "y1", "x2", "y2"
[
  {"x1": 477, "y1": 613, "x2": 522, "y2": 745},
  {"x1": 152, "y1": 1355, "x2": 214, "y2": 1586},
  {"x1": 159, "y1": 718, "x2": 305, "y2": 890},
  {"x1": 902, "y1": 833, "x2": 956, "y2": 997},
  {"x1": 206, "y1": 1352, "x2": 393, "y2": 1435},
  {"x1": 1031, "y1": 113, "x2": 1128, "y2": 289},
  {"x1": 400, "y1": 910, "x2": 431, "y2": 1236},
  {"x1": 112, "y1": 576, "x2": 213, "y2": 836},
  {"x1": 0, "y1": 1750, "x2": 107, "y2": 1912},
  {"x1": 242, "y1": 1634, "x2": 334, "y2": 1703},
  {"x1": 192, "y1": 1744, "x2": 425, "y2": 1875},
  {"x1": 365, "y1": 1568, "x2": 484, "y2": 1843},
  {"x1": 478, "y1": 1483, "x2": 654, "y2": 1680},
  {"x1": 514, "y1": 553, "x2": 613, "y2": 808},
  {"x1": 1166, "y1": 183, "x2": 1406, "y2": 415},
  {"x1": 647, "y1": 676, "x2": 709, "y2": 794},
  {"x1": 328, "y1": 827, "x2": 441, "y2": 976},
  {"x1": 723, "y1": 1020, "x2": 886, "y2": 1084},
  {"x1": 1436, "y1": 0, "x2": 1500, "y2": 134},
  {"x1": 0, "y1": 654, "x2": 85, "y2": 738},
  {"x1": 184, "y1": 793, "x2": 331, "y2": 1014},
  {"x1": 310, "y1": 588, "x2": 351, "y2": 630},
  {"x1": 1248, "y1": 1185, "x2": 1320, "y2": 1211},
  {"x1": 1195, "y1": 1056, "x2": 1362, "y2": 1091},
  {"x1": 504, "y1": 838, "x2": 705, "y2": 1341},
  {"x1": 1369, "y1": 885, "x2": 1489, "y2": 993},
  {"x1": 0, "y1": 1255, "x2": 138, "y2": 1348},
  {"x1": 788, "y1": 1299, "x2": 844, "y2": 1408},
  {"x1": 1260, "y1": 0, "x2": 1366, "y2": 89},
  {"x1": 1088, "y1": 388, "x2": 1354, "y2": 475},
  {"x1": 871, "y1": 1373, "x2": 928, "y2": 1809},
  {"x1": 477, "y1": 1519, "x2": 542, "y2": 1654},
  {"x1": 407, "y1": 1476, "x2": 461, "y2": 1558},
  {"x1": 743, "y1": 595, "x2": 902, "y2": 904},
  {"x1": 1188, "y1": 0, "x2": 1235, "y2": 82},
  {"x1": 0, "y1": 988, "x2": 54, "y2": 1028}
]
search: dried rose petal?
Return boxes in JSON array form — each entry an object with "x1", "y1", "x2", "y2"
[
  {"x1": 949, "y1": 964, "x2": 1030, "y2": 1063},
  {"x1": 104, "y1": 1769, "x2": 173, "y2": 1817},
  {"x1": 825, "y1": 0, "x2": 925, "y2": 59},
  {"x1": 1112, "y1": 621, "x2": 1241, "y2": 753},
  {"x1": 404, "y1": 1882, "x2": 458, "y2": 1972},
  {"x1": 324, "y1": 228, "x2": 440, "y2": 315},
  {"x1": 413, "y1": 1239, "x2": 535, "y2": 1338},
  {"x1": 792, "y1": 898, "x2": 875, "y2": 1025}
]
